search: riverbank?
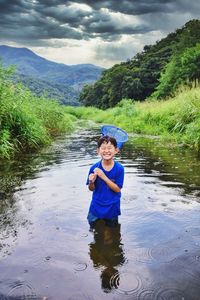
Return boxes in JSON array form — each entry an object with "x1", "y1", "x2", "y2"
[
  {"x1": 65, "y1": 86, "x2": 200, "y2": 152},
  {"x1": 1, "y1": 63, "x2": 199, "y2": 159},
  {"x1": 0, "y1": 65, "x2": 75, "y2": 158}
]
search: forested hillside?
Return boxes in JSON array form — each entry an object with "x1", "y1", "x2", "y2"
[
  {"x1": 80, "y1": 19, "x2": 200, "y2": 109},
  {"x1": 0, "y1": 45, "x2": 104, "y2": 105},
  {"x1": 12, "y1": 73, "x2": 79, "y2": 106}
]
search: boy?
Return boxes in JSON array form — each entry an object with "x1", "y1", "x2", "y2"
[{"x1": 86, "y1": 135, "x2": 124, "y2": 229}]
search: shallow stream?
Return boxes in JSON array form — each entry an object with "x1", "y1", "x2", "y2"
[{"x1": 0, "y1": 128, "x2": 200, "y2": 299}]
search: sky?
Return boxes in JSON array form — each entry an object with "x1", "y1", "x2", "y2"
[{"x1": 0, "y1": 0, "x2": 199, "y2": 68}]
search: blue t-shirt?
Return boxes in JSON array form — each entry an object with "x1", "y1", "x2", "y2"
[{"x1": 86, "y1": 160, "x2": 124, "y2": 219}]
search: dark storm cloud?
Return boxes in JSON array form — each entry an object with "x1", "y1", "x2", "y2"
[
  {"x1": 32, "y1": 0, "x2": 197, "y2": 15},
  {"x1": 39, "y1": 6, "x2": 89, "y2": 26},
  {"x1": 74, "y1": 0, "x2": 200, "y2": 15},
  {"x1": 0, "y1": 0, "x2": 84, "y2": 43},
  {"x1": 0, "y1": 0, "x2": 30, "y2": 13},
  {"x1": 0, "y1": 0, "x2": 199, "y2": 46},
  {"x1": 75, "y1": 0, "x2": 173, "y2": 14}
]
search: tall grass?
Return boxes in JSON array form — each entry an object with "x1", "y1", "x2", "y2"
[
  {"x1": 70, "y1": 87, "x2": 200, "y2": 152},
  {"x1": 0, "y1": 66, "x2": 74, "y2": 158}
]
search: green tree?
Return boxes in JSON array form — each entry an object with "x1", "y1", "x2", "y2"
[{"x1": 181, "y1": 43, "x2": 200, "y2": 84}]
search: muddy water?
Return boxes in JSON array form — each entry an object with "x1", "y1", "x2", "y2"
[{"x1": 0, "y1": 128, "x2": 200, "y2": 300}]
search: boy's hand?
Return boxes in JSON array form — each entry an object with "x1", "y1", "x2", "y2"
[
  {"x1": 94, "y1": 167, "x2": 120, "y2": 192},
  {"x1": 94, "y1": 168, "x2": 106, "y2": 180},
  {"x1": 89, "y1": 173, "x2": 97, "y2": 183}
]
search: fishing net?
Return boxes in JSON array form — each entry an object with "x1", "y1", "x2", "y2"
[{"x1": 101, "y1": 125, "x2": 128, "y2": 148}]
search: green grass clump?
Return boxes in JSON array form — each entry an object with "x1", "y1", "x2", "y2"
[
  {"x1": 64, "y1": 105, "x2": 101, "y2": 120},
  {"x1": 0, "y1": 65, "x2": 74, "y2": 158},
  {"x1": 68, "y1": 88, "x2": 200, "y2": 152}
]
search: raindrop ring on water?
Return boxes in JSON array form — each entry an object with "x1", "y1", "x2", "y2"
[
  {"x1": 109, "y1": 271, "x2": 142, "y2": 295},
  {"x1": 74, "y1": 262, "x2": 88, "y2": 271}
]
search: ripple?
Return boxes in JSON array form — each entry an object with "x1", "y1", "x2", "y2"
[
  {"x1": 74, "y1": 262, "x2": 88, "y2": 271},
  {"x1": 154, "y1": 287, "x2": 185, "y2": 299},
  {"x1": 151, "y1": 242, "x2": 180, "y2": 263},
  {"x1": 134, "y1": 248, "x2": 153, "y2": 264},
  {"x1": 137, "y1": 289, "x2": 155, "y2": 300},
  {"x1": 110, "y1": 271, "x2": 142, "y2": 296},
  {"x1": 185, "y1": 227, "x2": 200, "y2": 237},
  {"x1": 134, "y1": 237, "x2": 188, "y2": 264},
  {"x1": 7, "y1": 280, "x2": 37, "y2": 299},
  {"x1": 80, "y1": 232, "x2": 89, "y2": 238}
]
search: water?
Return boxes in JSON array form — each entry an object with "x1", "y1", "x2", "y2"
[{"x1": 0, "y1": 128, "x2": 200, "y2": 300}]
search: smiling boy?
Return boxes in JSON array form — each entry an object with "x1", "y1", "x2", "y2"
[{"x1": 86, "y1": 135, "x2": 124, "y2": 229}]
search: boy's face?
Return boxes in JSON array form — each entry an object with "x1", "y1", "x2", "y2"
[{"x1": 97, "y1": 141, "x2": 118, "y2": 161}]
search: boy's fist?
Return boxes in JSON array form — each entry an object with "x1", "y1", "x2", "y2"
[
  {"x1": 89, "y1": 173, "x2": 97, "y2": 183},
  {"x1": 94, "y1": 168, "x2": 106, "y2": 179}
]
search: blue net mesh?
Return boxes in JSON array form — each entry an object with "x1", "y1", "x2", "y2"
[{"x1": 101, "y1": 125, "x2": 128, "y2": 147}]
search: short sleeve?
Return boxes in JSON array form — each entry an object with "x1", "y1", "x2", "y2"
[{"x1": 115, "y1": 164, "x2": 124, "y2": 189}]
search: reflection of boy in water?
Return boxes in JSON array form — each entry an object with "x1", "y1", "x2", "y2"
[
  {"x1": 86, "y1": 136, "x2": 124, "y2": 230},
  {"x1": 89, "y1": 221, "x2": 125, "y2": 292}
]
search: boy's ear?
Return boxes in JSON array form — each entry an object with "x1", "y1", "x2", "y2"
[{"x1": 115, "y1": 148, "x2": 120, "y2": 154}]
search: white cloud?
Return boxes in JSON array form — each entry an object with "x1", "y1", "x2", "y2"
[{"x1": 32, "y1": 39, "x2": 102, "y2": 66}]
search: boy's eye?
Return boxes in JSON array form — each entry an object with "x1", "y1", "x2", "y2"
[{"x1": 101, "y1": 147, "x2": 113, "y2": 151}]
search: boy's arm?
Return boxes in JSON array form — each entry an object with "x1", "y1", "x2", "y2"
[
  {"x1": 94, "y1": 168, "x2": 121, "y2": 193},
  {"x1": 103, "y1": 176, "x2": 121, "y2": 193},
  {"x1": 88, "y1": 181, "x2": 95, "y2": 191}
]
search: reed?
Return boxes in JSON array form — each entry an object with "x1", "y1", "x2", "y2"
[{"x1": 0, "y1": 66, "x2": 73, "y2": 158}]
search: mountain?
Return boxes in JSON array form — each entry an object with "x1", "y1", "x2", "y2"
[
  {"x1": 79, "y1": 19, "x2": 200, "y2": 109},
  {"x1": 0, "y1": 45, "x2": 104, "y2": 105}
]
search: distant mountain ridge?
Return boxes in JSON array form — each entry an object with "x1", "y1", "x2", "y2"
[{"x1": 0, "y1": 45, "x2": 104, "y2": 105}]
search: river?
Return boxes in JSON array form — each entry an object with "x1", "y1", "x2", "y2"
[{"x1": 0, "y1": 128, "x2": 200, "y2": 299}]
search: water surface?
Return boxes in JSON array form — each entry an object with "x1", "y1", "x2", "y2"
[{"x1": 0, "y1": 129, "x2": 200, "y2": 299}]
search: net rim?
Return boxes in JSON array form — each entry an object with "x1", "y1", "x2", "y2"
[{"x1": 101, "y1": 125, "x2": 129, "y2": 142}]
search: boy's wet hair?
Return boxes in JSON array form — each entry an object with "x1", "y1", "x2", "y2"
[{"x1": 97, "y1": 135, "x2": 117, "y2": 148}]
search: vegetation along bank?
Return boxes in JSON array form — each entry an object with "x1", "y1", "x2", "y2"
[
  {"x1": 0, "y1": 64, "x2": 200, "y2": 159},
  {"x1": 66, "y1": 86, "x2": 200, "y2": 152},
  {"x1": 0, "y1": 65, "x2": 75, "y2": 158}
]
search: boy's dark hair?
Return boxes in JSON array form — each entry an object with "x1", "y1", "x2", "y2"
[{"x1": 97, "y1": 135, "x2": 117, "y2": 148}]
